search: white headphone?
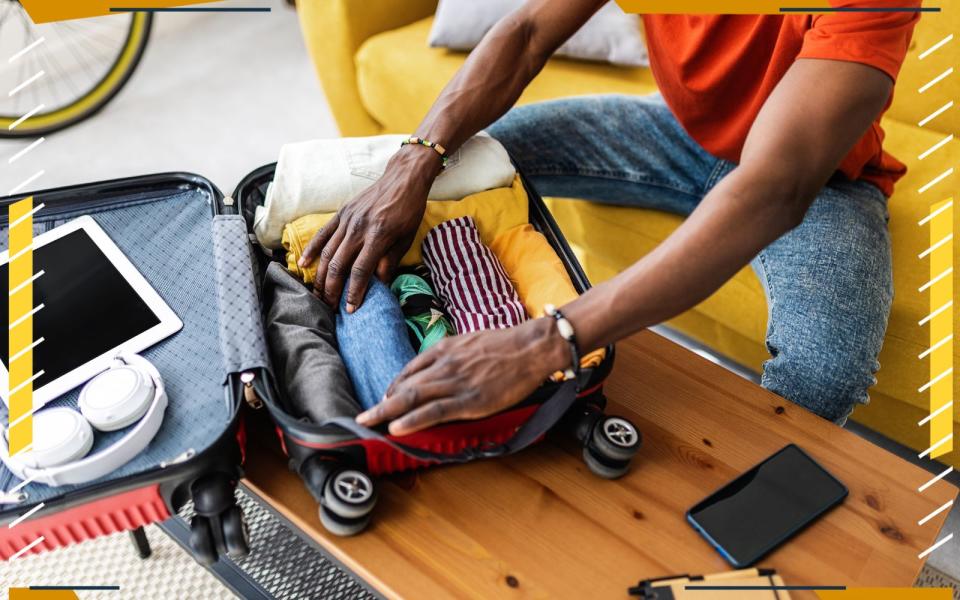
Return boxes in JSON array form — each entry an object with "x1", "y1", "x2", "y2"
[{"x1": 0, "y1": 353, "x2": 167, "y2": 488}]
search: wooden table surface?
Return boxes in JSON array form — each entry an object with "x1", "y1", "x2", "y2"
[{"x1": 243, "y1": 331, "x2": 958, "y2": 599}]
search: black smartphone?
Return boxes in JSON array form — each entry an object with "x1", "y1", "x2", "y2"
[{"x1": 686, "y1": 444, "x2": 848, "y2": 567}]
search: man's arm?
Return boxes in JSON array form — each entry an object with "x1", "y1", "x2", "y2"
[
  {"x1": 364, "y1": 58, "x2": 895, "y2": 435},
  {"x1": 562, "y1": 58, "x2": 893, "y2": 353},
  {"x1": 300, "y1": 0, "x2": 607, "y2": 311}
]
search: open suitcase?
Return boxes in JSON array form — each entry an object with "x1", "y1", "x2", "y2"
[
  {"x1": 0, "y1": 173, "x2": 266, "y2": 565},
  {"x1": 232, "y1": 164, "x2": 643, "y2": 536}
]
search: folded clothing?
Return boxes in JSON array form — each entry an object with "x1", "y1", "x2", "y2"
[
  {"x1": 262, "y1": 263, "x2": 360, "y2": 422},
  {"x1": 255, "y1": 132, "x2": 516, "y2": 248},
  {"x1": 283, "y1": 177, "x2": 529, "y2": 284},
  {"x1": 337, "y1": 277, "x2": 418, "y2": 410},
  {"x1": 423, "y1": 216, "x2": 527, "y2": 334},
  {"x1": 490, "y1": 224, "x2": 606, "y2": 369},
  {"x1": 391, "y1": 268, "x2": 454, "y2": 353}
]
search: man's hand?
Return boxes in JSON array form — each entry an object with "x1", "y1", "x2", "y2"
[
  {"x1": 356, "y1": 318, "x2": 570, "y2": 436},
  {"x1": 299, "y1": 0, "x2": 605, "y2": 312},
  {"x1": 298, "y1": 149, "x2": 440, "y2": 312}
]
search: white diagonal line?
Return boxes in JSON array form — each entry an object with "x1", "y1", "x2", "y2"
[
  {"x1": 8, "y1": 104, "x2": 45, "y2": 131},
  {"x1": 920, "y1": 34, "x2": 954, "y2": 60},
  {"x1": 10, "y1": 536, "x2": 44, "y2": 559},
  {"x1": 919, "y1": 169, "x2": 953, "y2": 194},
  {"x1": 919, "y1": 200, "x2": 953, "y2": 226},
  {"x1": 8, "y1": 37, "x2": 45, "y2": 64},
  {"x1": 919, "y1": 234, "x2": 953, "y2": 259},
  {"x1": 9, "y1": 337, "x2": 43, "y2": 364},
  {"x1": 919, "y1": 267, "x2": 953, "y2": 292},
  {"x1": 919, "y1": 68, "x2": 953, "y2": 94},
  {"x1": 8, "y1": 169, "x2": 44, "y2": 195},
  {"x1": 919, "y1": 433, "x2": 954, "y2": 458},
  {"x1": 8, "y1": 137, "x2": 44, "y2": 165},
  {"x1": 8, "y1": 270, "x2": 43, "y2": 297},
  {"x1": 920, "y1": 101, "x2": 954, "y2": 128},
  {"x1": 7, "y1": 244, "x2": 34, "y2": 265},
  {"x1": 919, "y1": 500, "x2": 954, "y2": 526},
  {"x1": 8, "y1": 71, "x2": 45, "y2": 98},
  {"x1": 8, "y1": 370, "x2": 45, "y2": 401},
  {"x1": 918, "y1": 533, "x2": 954, "y2": 560},
  {"x1": 918, "y1": 367, "x2": 952, "y2": 393},
  {"x1": 7, "y1": 502, "x2": 43, "y2": 529},
  {"x1": 919, "y1": 300, "x2": 952, "y2": 326},
  {"x1": 8, "y1": 303, "x2": 43, "y2": 331},
  {"x1": 919, "y1": 134, "x2": 953, "y2": 161},
  {"x1": 9, "y1": 202, "x2": 44, "y2": 230},
  {"x1": 10, "y1": 443, "x2": 32, "y2": 459},
  {"x1": 7, "y1": 476, "x2": 36, "y2": 495},
  {"x1": 919, "y1": 401, "x2": 954, "y2": 426},
  {"x1": 9, "y1": 408, "x2": 36, "y2": 430},
  {"x1": 919, "y1": 466, "x2": 954, "y2": 493},
  {"x1": 919, "y1": 334, "x2": 953, "y2": 359}
]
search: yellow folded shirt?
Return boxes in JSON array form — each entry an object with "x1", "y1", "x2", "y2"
[
  {"x1": 284, "y1": 176, "x2": 529, "y2": 285},
  {"x1": 490, "y1": 223, "x2": 605, "y2": 370}
]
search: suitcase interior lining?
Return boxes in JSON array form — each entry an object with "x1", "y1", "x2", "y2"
[{"x1": 0, "y1": 190, "x2": 231, "y2": 504}]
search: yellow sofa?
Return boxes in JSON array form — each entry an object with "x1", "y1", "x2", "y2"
[{"x1": 297, "y1": 1, "x2": 959, "y2": 467}]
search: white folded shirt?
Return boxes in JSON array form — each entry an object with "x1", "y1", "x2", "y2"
[{"x1": 254, "y1": 132, "x2": 516, "y2": 249}]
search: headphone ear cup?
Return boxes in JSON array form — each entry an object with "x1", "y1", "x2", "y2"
[
  {"x1": 79, "y1": 364, "x2": 155, "y2": 432},
  {"x1": 26, "y1": 408, "x2": 95, "y2": 469}
]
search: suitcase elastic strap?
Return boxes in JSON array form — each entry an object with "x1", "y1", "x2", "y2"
[{"x1": 325, "y1": 379, "x2": 579, "y2": 465}]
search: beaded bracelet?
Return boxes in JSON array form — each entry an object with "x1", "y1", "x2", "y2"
[
  {"x1": 545, "y1": 304, "x2": 581, "y2": 383},
  {"x1": 401, "y1": 136, "x2": 449, "y2": 167}
]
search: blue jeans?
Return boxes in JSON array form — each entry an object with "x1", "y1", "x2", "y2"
[
  {"x1": 337, "y1": 278, "x2": 417, "y2": 410},
  {"x1": 488, "y1": 94, "x2": 893, "y2": 424}
]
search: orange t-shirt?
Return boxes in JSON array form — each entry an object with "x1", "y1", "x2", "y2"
[{"x1": 641, "y1": 5, "x2": 920, "y2": 196}]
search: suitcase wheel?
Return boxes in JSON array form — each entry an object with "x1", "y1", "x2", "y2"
[
  {"x1": 221, "y1": 505, "x2": 251, "y2": 560},
  {"x1": 582, "y1": 416, "x2": 641, "y2": 480},
  {"x1": 319, "y1": 468, "x2": 377, "y2": 537},
  {"x1": 188, "y1": 506, "x2": 250, "y2": 564},
  {"x1": 190, "y1": 516, "x2": 217, "y2": 565}
]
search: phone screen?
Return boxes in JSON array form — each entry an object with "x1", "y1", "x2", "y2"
[{"x1": 687, "y1": 444, "x2": 847, "y2": 567}]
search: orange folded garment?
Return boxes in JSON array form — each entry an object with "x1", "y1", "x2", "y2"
[{"x1": 490, "y1": 223, "x2": 605, "y2": 370}]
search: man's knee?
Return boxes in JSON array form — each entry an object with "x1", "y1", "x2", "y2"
[{"x1": 762, "y1": 343, "x2": 879, "y2": 424}]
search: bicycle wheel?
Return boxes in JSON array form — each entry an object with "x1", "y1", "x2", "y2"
[{"x1": 0, "y1": 4, "x2": 152, "y2": 137}]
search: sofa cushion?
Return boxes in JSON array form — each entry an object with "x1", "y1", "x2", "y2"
[{"x1": 356, "y1": 17, "x2": 658, "y2": 134}]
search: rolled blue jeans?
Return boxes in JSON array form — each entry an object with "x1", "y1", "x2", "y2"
[
  {"x1": 337, "y1": 278, "x2": 417, "y2": 410},
  {"x1": 488, "y1": 94, "x2": 893, "y2": 424}
]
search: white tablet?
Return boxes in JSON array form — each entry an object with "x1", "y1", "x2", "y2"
[{"x1": 0, "y1": 215, "x2": 182, "y2": 409}]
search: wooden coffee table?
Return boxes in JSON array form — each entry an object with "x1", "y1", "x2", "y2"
[{"x1": 242, "y1": 331, "x2": 958, "y2": 599}]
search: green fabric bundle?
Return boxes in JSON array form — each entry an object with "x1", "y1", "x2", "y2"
[{"x1": 390, "y1": 270, "x2": 454, "y2": 353}]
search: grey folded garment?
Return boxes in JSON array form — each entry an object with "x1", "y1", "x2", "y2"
[{"x1": 263, "y1": 262, "x2": 360, "y2": 422}]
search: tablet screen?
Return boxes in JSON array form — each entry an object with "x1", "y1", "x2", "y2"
[{"x1": 0, "y1": 228, "x2": 161, "y2": 389}]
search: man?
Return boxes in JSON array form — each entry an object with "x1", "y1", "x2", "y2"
[{"x1": 298, "y1": 0, "x2": 919, "y2": 436}]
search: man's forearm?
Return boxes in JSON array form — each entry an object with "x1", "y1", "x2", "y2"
[
  {"x1": 560, "y1": 167, "x2": 807, "y2": 356},
  {"x1": 410, "y1": 0, "x2": 606, "y2": 157},
  {"x1": 552, "y1": 58, "x2": 893, "y2": 364}
]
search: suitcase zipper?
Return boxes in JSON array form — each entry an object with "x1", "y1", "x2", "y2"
[
  {"x1": 160, "y1": 448, "x2": 196, "y2": 468},
  {"x1": 241, "y1": 372, "x2": 263, "y2": 409}
]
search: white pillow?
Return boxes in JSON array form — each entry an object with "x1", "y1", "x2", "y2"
[{"x1": 428, "y1": 0, "x2": 648, "y2": 68}]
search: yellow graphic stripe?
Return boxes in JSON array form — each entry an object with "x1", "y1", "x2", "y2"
[
  {"x1": 8, "y1": 198, "x2": 34, "y2": 456},
  {"x1": 616, "y1": 0, "x2": 830, "y2": 14},
  {"x1": 817, "y1": 589, "x2": 952, "y2": 599},
  {"x1": 18, "y1": 0, "x2": 215, "y2": 23},
  {"x1": 9, "y1": 590, "x2": 79, "y2": 599},
  {"x1": 925, "y1": 200, "x2": 954, "y2": 459}
]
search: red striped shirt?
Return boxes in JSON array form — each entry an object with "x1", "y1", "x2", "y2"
[{"x1": 422, "y1": 216, "x2": 527, "y2": 334}]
